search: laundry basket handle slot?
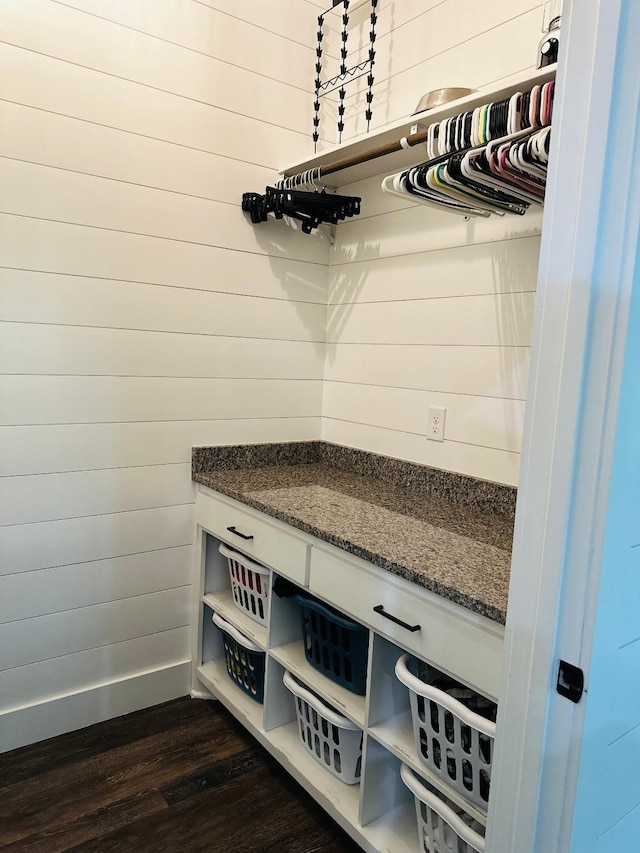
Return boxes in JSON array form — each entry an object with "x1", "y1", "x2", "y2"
[
  {"x1": 282, "y1": 671, "x2": 360, "y2": 730},
  {"x1": 212, "y1": 611, "x2": 264, "y2": 653},
  {"x1": 373, "y1": 604, "x2": 421, "y2": 632},
  {"x1": 218, "y1": 543, "x2": 270, "y2": 577},
  {"x1": 395, "y1": 654, "x2": 497, "y2": 737},
  {"x1": 400, "y1": 764, "x2": 485, "y2": 852},
  {"x1": 295, "y1": 596, "x2": 368, "y2": 632},
  {"x1": 226, "y1": 525, "x2": 254, "y2": 541}
]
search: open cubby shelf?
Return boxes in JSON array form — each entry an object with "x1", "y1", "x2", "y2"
[{"x1": 193, "y1": 498, "x2": 500, "y2": 852}]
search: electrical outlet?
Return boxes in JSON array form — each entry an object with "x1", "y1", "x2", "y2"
[{"x1": 428, "y1": 406, "x2": 446, "y2": 442}]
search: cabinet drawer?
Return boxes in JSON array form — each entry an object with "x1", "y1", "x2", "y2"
[
  {"x1": 196, "y1": 487, "x2": 309, "y2": 586},
  {"x1": 309, "y1": 547, "x2": 504, "y2": 700}
]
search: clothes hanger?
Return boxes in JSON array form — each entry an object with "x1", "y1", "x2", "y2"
[
  {"x1": 243, "y1": 166, "x2": 362, "y2": 234},
  {"x1": 384, "y1": 130, "x2": 494, "y2": 218},
  {"x1": 457, "y1": 120, "x2": 550, "y2": 204},
  {"x1": 381, "y1": 172, "x2": 488, "y2": 217},
  {"x1": 381, "y1": 80, "x2": 555, "y2": 219},
  {"x1": 425, "y1": 162, "x2": 522, "y2": 215},
  {"x1": 448, "y1": 152, "x2": 533, "y2": 211},
  {"x1": 462, "y1": 142, "x2": 542, "y2": 206}
]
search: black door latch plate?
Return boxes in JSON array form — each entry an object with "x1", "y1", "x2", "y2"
[{"x1": 556, "y1": 660, "x2": 584, "y2": 703}]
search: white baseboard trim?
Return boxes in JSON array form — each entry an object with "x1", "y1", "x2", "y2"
[{"x1": 0, "y1": 660, "x2": 191, "y2": 754}]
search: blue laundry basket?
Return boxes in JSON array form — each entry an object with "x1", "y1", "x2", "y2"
[
  {"x1": 295, "y1": 595, "x2": 369, "y2": 695},
  {"x1": 212, "y1": 611, "x2": 266, "y2": 703}
]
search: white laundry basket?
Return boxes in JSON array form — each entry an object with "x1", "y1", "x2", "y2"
[
  {"x1": 395, "y1": 654, "x2": 497, "y2": 809},
  {"x1": 283, "y1": 670, "x2": 363, "y2": 785},
  {"x1": 219, "y1": 542, "x2": 270, "y2": 626},
  {"x1": 400, "y1": 764, "x2": 485, "y2": 853}
]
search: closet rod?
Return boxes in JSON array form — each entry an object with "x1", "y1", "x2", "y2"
[{"x1": 305, "y1": 126, "x2": 429, "y2": 181}]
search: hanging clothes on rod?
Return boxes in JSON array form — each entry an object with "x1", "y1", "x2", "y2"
[
  {"x1": 382, "y1": 81, "x2": 554, "y2": 218},
  {"x1": 241, "y1": 168, "x2": 362, "y2": 234}
]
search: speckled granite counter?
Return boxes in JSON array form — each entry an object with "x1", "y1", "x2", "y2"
[{"x1": 192, "y1": 442, "x2": 516, "y2": 625}]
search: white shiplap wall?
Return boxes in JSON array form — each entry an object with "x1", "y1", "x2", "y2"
[
  {"x1": 318, "y1": 0, "x2": 545, "y2": 146},
  {"x1": 0, "y1": 0, "x2": 328, "y2": 751},
  {"x1": 323, "y1": 1, "x2": 545, "y2": 486},
  {"x1": 1, "y1": 0, "x2": 546, "y2": 751}
]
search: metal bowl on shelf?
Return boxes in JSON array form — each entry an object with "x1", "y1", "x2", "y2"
[{"x1": 413, "y1": 87, "x2": 476, "y2": 114}]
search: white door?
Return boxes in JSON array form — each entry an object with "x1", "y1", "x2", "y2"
[
  {"x1": 485, "y1": 1, "x2": 640, "y2": 851},
  {"x1": 568, "y1": 255, "x2": 640, "y2": 849}
]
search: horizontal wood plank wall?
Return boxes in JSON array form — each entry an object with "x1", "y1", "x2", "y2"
[
  {"x1": 316, "y1": 0, "x2": 544, "y2": 146},
  {"x1": 323, "y1": 3, "x2": 545, "y2": 485},
  {"x1": 324, "y1": 178, "x2": 540, "y2": 486},
  {"x1": 0, "y1": 0, "x2": 327, "y2": 751}
]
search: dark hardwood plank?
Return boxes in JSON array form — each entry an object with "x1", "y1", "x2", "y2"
[
  {"x1": 259, "y1": 824, "x2": 364, "y2": 853},
  {"x1": 0, "y1": 791, "x2": 167, "y2": 853},
  {"x1": 160, "y1": 747, "x2": 265, "y2": 805},
  {"x1": 0, "y1": 697, "x2": 363, "y2": 853},
  {"x1": 0, "y1": 696, "x2": 207, "y2": 789},
  {"x1": 63, "y1": 763, "x2": 362, "y2": 853},
  {"x1": 0, "y1": 700, "x2": 253, "y2": 846}
]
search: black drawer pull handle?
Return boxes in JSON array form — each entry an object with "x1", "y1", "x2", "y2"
[
  {"x1": 373, "y1": 604, "x2": 421, "y2": 633},
  {"x1": 226, "y1": 525, "x2": 254, "y2": 541}
]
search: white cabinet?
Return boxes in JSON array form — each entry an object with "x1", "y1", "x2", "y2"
[
  {"x1": 195, "y1": 484, "x2": 310, "y2": 587},
  {"x1": 310, "y1": 545, "x2": 504, "y2": 701},
  {"x1": 192, "y1": 486, "x2": 504, "y2": 853}
]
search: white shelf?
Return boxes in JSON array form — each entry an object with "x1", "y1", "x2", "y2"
[
  {"x1": 195, "y1": 667, "x2": 368, "y2": 849},
  {"x1": 270, "y1": 639, "x2": 367, "y2": 728},
  {"x1": 203, "y1": 590, "x2": 268, "y2": 650},
  {"x1": 268, "y1": 721, "x2": 362, "y2": 827},
  {"x1": 368, "y1": 709, "x2": 416, "y2": 764},
  {"x1": 359, "y1": 801, "x2": 418, "y2": 853},
  {"x1": 196, "y1": 660, "x2": 264, "y2": 730},
  {"x1": 198, "y1": 661, "x2": 417, "y2": 853},
  {"x1": 280, "y1": 64, "x2": 557, "y2": 187},
  {"x1": 369, "y1": 711, "x2": 488, "y2": 827}
]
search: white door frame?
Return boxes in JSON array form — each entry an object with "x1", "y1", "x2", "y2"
[{"x1": 485, "y1": 1, "x2": 640, "y2": 850}]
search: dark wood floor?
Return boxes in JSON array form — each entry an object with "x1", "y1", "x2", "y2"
[{"x1": 0, "y1": 697, "x2": 364, "y2": 852}]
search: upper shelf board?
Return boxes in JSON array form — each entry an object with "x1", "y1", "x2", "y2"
[{"x1": 280, "y1": 64, "x2": 557, "y2": 188}]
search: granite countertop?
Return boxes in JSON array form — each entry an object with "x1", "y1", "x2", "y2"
[{"x1": 192, "y1": 442, "x2": 516, "y2": 625}]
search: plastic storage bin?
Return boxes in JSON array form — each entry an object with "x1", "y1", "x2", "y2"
[
  {"x1": 296, "y1": 594, "x2": 369, "y2": 695},
  {"x1": 219, "y1": 542, "x2": 270, "y2": 626},
  {"x1": 400, "y1": 764, "x2": 485, "y2": 853},
  {"x1": 395, "y1": 654, "x2": 497, "y2": 810},
  {"x1": 212, "y1": 611, "x2": 266, "y2": 703},
  {"x1": 283, "y1": 670, "x2": 363, "y2": 784}
]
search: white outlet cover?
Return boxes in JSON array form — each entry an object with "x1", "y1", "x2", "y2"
[{"x1": 428, "y1": 406, "x2": 446, "y2": 442}]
